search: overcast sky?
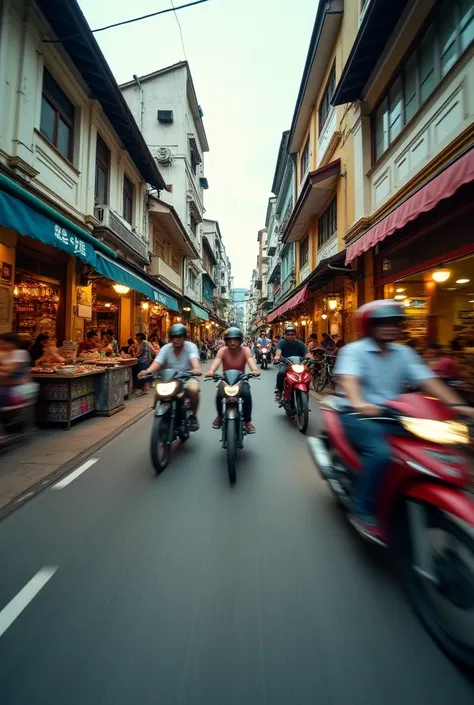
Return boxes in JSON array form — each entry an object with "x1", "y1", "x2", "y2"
[{"x1": 78, "y1": 0, "x2": 317, "y2": 288}]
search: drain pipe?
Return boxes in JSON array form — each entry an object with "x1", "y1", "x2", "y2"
[{"x1": 133, "y1": 74, "x2": 144, "y2": 132}]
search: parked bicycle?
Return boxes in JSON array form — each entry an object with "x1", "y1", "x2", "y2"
[{"x1": 312, "y1": 351, "x2": 337, "y2": 392}]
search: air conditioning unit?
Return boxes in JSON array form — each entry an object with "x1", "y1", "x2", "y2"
[
  {"x1": 157, "y1": 110, "x2": 173, "y2": 124},
  {"x1": 156, "y1": 147, "x2": 172, "y2": 165}
]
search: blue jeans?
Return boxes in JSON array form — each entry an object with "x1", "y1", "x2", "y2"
[{"x1": 339, "y1": 413, "x2": 392, "y2": 517}]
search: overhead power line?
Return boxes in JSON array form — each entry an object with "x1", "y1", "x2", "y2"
[
  {"x1": 92, "y1": 0, "x2": 210, "y2": 34},
  {"x1": 170, "y1": 0, "x2": 188, "y2": 61},
  {"x1": 43, "y1": 0, "x2": 210, "y2": 42}
]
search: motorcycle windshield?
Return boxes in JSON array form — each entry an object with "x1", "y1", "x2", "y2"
[
  {"x1": 287, "y1": 356, "x2": 304, "y2": 364},
  {"x1": 161, "y1": 368, "x2": 179, "y2": 382},
  {"x1": 223, "y1": 369, "x2": 243, "y2": 384}
]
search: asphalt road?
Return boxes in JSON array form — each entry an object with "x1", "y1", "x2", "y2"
[{"x1": 0, "y1": 365, "x2": 472, "y2": 704}]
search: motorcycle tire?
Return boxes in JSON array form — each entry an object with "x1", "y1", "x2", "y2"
[
  {"x1": 397, "y1": 501, "x2": 474, "y2": 669},
  {"x1": 295, "y1": 391, "x2": 309, "y2": 434},
  {"x1": 226, "y1": 418, "x2": 237, "y2": 485},
  {"x1": 315, "y1": 369, "x2": 327, "y2": 393},
  {"x1": 150, "y1": 415, "x2": 172, "y2": 474},
  {"x1": 263, "y1": 360, "x2": 267, "y2": 370}
]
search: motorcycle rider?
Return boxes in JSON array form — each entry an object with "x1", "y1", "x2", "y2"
[
  {"x1": 138, "y1": 323, "x2": 201, "y2": 431},
  {"x1": 205, "y1": 327, "x2": 260, "y2": 434},
  {"x1": 273, "y1": 325, "x2": 307, "y2": 401},
  {"x1": 256, "y1": 328, "x2": 272, "y2": 364},
  {"x1": 334, "y1": 299, "x2": 474, "y2": 536}
]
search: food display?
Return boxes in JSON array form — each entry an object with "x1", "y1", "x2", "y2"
[{"x1": 31, "y1": 363, "x2": 98, "y2": 376}]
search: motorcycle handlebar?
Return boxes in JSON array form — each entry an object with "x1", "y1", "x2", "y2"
[
  {"x1": 204, "y1": 373, "x2": 260, "y2": 382},
  {"x1": 140, "y1": 371, "x2": 201, "y2": 382}
]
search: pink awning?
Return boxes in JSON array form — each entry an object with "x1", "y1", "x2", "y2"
[
  {"x1": 346, "y1": 149, "x2": 474, "y2": 264},
  {"x1": 267, "y1": 285, "x2": 308, "y2": 323}
]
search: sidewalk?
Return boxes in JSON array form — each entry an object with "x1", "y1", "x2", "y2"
[{"x1": 0, "y1": 393, "x2": 153, "y2": 516}]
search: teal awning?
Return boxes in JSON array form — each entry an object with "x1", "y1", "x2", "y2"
[
  {"x1": 95, "y1": 253, "x2": 179, "y2": 312},
  {"x1": 190, "y1": 302, "x2": 209, "y2": 321},
  {"x1": 0, "y1": 173, "x2": 116, "y2": 262}
]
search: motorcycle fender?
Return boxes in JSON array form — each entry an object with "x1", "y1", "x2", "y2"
[
  {"x1": 406, "y1": 483, "x2": 474, "y2": 529},
  {"x1": 226, "y1": 407, "x2": 238, "y2": 420},
  {"x1": 155, "y1": 401, "x2": 171, "y2": 418},
  {"x1": 294, "y1": 383, "x2": 308, "y2": 392}
]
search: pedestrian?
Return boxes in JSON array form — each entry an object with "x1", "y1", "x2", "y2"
[{"x1": 134, "y1": 333, "x2": 153, "y2": 394}]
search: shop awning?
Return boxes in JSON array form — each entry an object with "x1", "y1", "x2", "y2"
[
  {"x1": 307, "y1": 250, "x2": 351, "y2": 290},
  {"x1": 189, "y1": 302, "x2": 209, "y2": 322},
  {"x1": 0, "y1": 173, "x2": 116, "y2": 265},
  {"x1": 267, "y1": 285, "x2": 308, "y2": 323},
  {"x1": 283, "y1": 160, "x2": 340, "y2": 243},
  {"x1": 346, "y1": 149, "x2": 474, "y2": 265},
  {"x1": 94, "y1": 253, "x2": 179, "y2": 311}
]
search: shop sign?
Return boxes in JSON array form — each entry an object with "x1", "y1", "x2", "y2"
[
  {"x1": 54, "y1": 225, "x2": 88, "y2": 258},
  {"x1": 152, "y1": 290, "x2": 170, "y2": 306}
]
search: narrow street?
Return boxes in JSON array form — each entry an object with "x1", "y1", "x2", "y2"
[{"x1": 0, "y1": 368, "x2": 472, "y2": 705}]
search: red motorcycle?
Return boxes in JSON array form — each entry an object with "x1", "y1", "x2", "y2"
[
  {"x1": 276, "y1": 356, "x2": 312, "y2": 433},
  {"x1": 308, "y1": 393, "x2": 474, "y2": 668}
]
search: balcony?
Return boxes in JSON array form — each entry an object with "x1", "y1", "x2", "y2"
[
  {"x1": 184, "y1": 282, "x2": 201, "y2": 303},
  {"x1": 149, "y1": 256, "x2": 182, "y2": 292},
  {"x1": 317, "y1": 236, "x2": 338, "y2": 265},
  {"x1": 281, "y1": 269, "x2": 295, "y2": 297},
  {"x1": 299, "y1": 261, "x2": 311, "y2": 282},
  {"x1": 94, "y1": 205, "x2": 149, "y2": 263},
  {"x1": 317, "y1": 108, "x2": 339, "y2": 168}
]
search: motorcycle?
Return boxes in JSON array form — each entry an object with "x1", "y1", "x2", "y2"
[
  {"x1": 308, "y1": 392, "x2": 474, "y2": 668},
  {"x1": 258, "y1": 345, "x2": 271, "y2": 370},
  {"x1": 0, "y1": 386, "x2": 38, "y2": 452},
  {"x1": 275, "y1": 356, "x2": 311, "y2": 434},
  {"x1": 206, "y1": 371, "x2": 259, "y2": 484},
  {"x1": 144, "y1": 370, "x2": 201, "y2": 474}
]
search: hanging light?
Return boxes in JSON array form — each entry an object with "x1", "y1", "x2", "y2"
[
  {"x1": 141, "y1": 301, "x2": 149, "y2": 310},
  {"x1": 183, "y1": 306, "x2": 191, "y2": 312},
  {"x1": 395, "y1": 287, "x2": 405, "y2": 293},
  {"x1": 105, "y1": 302, "x2": 111, "y2": 308},
  {"x1": 113, "y1": 284, "x2": 130, "y2": 295},
  {"x1": 456, "y1": 278, "x2": 470, "y2": 284},
  {"x1": 394, "y1": 294, "x2": 406, "y2": 300},
  {"x1": 328, "y1": 298, "x2": 338, "y2": 311},
  {"x1": 321, "y1": 313, "x2": 328, "y2": 320},
  {"x1": 432, "y1": 269, "x2": 451, "y2": 283},
  {"x1": 13, "y1": 286, "x2": 19, "y2": 296}
]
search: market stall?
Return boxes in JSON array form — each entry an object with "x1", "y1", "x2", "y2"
[{"x1": 32, "y1": 366, "x2": 104, "y2": 428}]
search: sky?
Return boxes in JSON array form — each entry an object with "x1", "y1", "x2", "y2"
[{"x1": 77, "y1": 0, "x2": 318, "y2": 288}]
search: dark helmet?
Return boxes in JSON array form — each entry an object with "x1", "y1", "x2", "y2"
[
  {"x1": 169, "y1": 323, "x2": 188, "y2": 338},
  {"x1": 224, "y1": 326, "x2": 243, "y2": 341},
  {"x1": 356, "y1": 300, "x2": 404, "y2": 337},
  {"x1": 284, "y1": 325, "x2": 296, "y2": 334}
]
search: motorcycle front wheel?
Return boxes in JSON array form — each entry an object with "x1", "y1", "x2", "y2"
[
  {"x1": 399, "y1": 501, "x2": 474, "y2": 669},
  {"x1": 295, "y1": 391, "x2": 309, "y2": 434},
  {"x1": 315, "y1": 368, "x2": 327, "y2": 393},
  {"x1": 226, "y1": 418, "x2": 237, "y2": 485},
  {"x1": 150, "y1": 414, "x2": 173, "y2": 474}
]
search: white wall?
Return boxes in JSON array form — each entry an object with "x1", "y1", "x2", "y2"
[{"x1": 0, "y1": 0, "x2": 148, "y2": 240}]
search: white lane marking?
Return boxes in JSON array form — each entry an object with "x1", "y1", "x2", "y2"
[
  {"x1": 52, "y1": 458, "x2": 99, "y2": 490},
  {"x1": 15, "y1": 491, "x2": 35, "y2": 503},
  {"x1": 0, "y1": 567, "x2": 57, "y2": 638}
]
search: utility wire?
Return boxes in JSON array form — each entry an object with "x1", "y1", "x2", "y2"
[
  {"x1": 44, "y1": 0, "x2": 210, "y2": 41},
  {"x1": 170, "y1": 0, "x2": 188, "y2": 61},
  {"x1": 92, "y1": 0, "x2": 209, "y2": 34}
]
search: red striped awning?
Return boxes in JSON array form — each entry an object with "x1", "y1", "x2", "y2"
[
  {"x1": 267, "y1": 285, "x2": 308, "y2": 323},
  {"x1": 346, "y1": 148, "x2": 474, "y2": 264}
]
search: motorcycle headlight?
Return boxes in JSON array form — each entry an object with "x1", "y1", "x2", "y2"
[
  {"x1": 156, "y1": 381, "x2": 178, "y2": 396},
  {"x1": 291, "y1": 364, "x2": 305, "y2": 374},
  {"x1": 400, "y1": 417, "x2": 470, "y2": 445},
  {"x1": 261, "y1": 348, "x2": 268, "y2": 353},
  {"x1": 224, "y1": 384, "x2": 240, "y2": 397}
]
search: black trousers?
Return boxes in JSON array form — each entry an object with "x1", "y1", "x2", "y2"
[
  {"x1": 276, "y1": 364, "x2": 289, "y2": 393},
  {"x1": 216, "y1": 381, "x2": 252, "y2": 422}
]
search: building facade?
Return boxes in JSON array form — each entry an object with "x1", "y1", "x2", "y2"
[
  {"x1": 335, "y1": 0, "x2": 474, "y2": 352},
  {"x1": 0, "y1": 0, "x2": 182, "y2": 346},
  {"x1": 120, "y1": 62, "x2": 213, "y2": 333}
]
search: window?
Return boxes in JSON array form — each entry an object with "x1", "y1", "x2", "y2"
[
  {"x1": 188, "y1": 269, "x2": 197, "y2": 290},
  {"x1": 318, "y1": 65, "x2": 336, "y2": 134},
  {"x1": 300, "y1": 236, "x2": 309, "y2": 269},
  {"x1": 123, "y1": 175, "x2": 134, "y2": 224},
  {"x1": 171, "y1": 252, "x2": 181, "y2": 274},
  {"x1": 190, "y1": 212, "x2": 198, "y2": 237},
  {"x1": 318, "y1": 198, "x2": 337, "y2": 247},
  {"x1": 40, "y1": 68, "x2": 75, "y2": 161},
  {"x1": 94, "y1": 134, "x2": 110, "y2": 205},
  {"x1": 373, "y1": 0, "x2": 474, "y2": 161},
  {"x1": 300, "y1": 138, "x2": 310, "y2": 179}
]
